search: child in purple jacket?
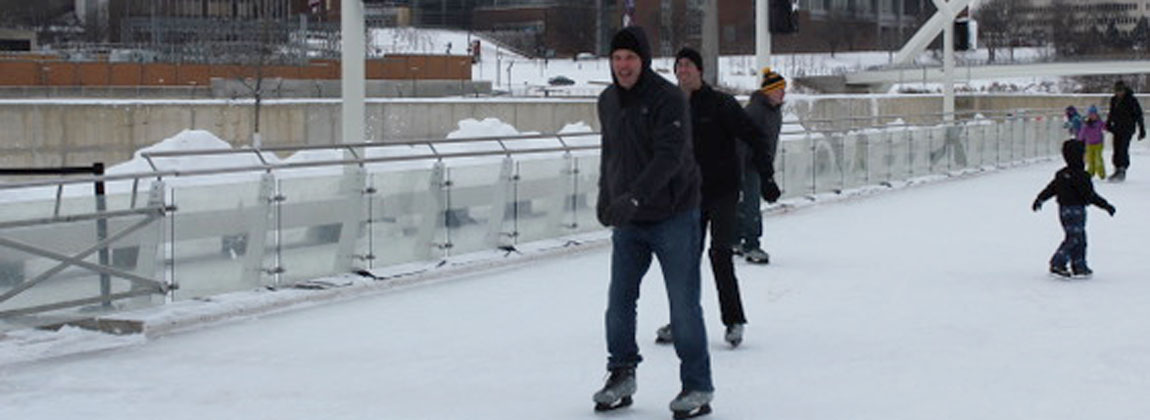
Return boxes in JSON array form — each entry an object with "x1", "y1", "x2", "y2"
[{"x1": 1078, "y1": 105, "x2": 1107, "y2": 179}]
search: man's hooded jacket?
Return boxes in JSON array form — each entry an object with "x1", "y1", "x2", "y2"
[{"x1": 596, "y1": 27, "x2": 700, "y2": 226}]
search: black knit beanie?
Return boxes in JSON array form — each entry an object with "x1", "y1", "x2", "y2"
[
  {"x1": 675, "y1": 47, "x2": 703, "y2": 73},
  {"x1": 610, "y1": 26, "x2": 652, "y2": 69}
]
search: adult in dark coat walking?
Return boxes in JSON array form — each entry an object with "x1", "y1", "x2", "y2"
[
  {"x1": 1105, "y1": 80, "x2": 1145, "y2": 181},
  {"x1": 591, "y1": 26, "x2": 714, "y2": 418},
  {"x1": 653, "y1": 47, "x2": 779, "y2": 348}
]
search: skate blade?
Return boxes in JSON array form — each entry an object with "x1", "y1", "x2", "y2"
[
  {"x1": 672, "y1": 404, "x2": 712, "y2": 419},
  {"x1": 726, "y1": 338, "x2": 742, "y2": 348},
  {"x1": 594, "y1": 396, "x2": 632, "y2": 412}
]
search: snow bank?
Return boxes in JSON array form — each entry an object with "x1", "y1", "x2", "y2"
[
  {"x1": 446, "y1": 117, "x2": 538, "y2": 139},
  {"x1": 558, "y1": 121, "x2": 594, "y2": 134},
  {"x1": 109, "y1": 130, "x2": 277, "y2": 175}
]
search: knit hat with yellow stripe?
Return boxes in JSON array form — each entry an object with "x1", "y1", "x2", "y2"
[{"x1": 760, "y1": 67, "x2": 786, "y2": 93}]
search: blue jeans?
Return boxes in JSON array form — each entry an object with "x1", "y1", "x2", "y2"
[
  {"x1": 735, "y1": 168, "x2": 762, "y2": 249},
  {"x1": 1051, "y1": 205, "x2": 1088, "y2": 271},
  {"x1": 605, "y1": 209, "x2": 714, "y2": 393}
]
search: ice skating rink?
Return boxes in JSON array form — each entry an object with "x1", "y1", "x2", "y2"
[{"x1": 3, "y1": 153, "x2": 1150, "y2": 420}]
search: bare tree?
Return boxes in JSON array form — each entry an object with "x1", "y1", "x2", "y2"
[
  {"x1": 820, "y1": 7, "x2": 858, "y2": 57},
  {"x1": 974, "y1": 0, "x2": 1022, "y2": 63},
  {"x1": 237, "y1": 15, "x2": 279, "y2": 148},
  {"x1": 1047, "y1": 0, "x2": 1080, "y2": 57},
  {"x1": 1133, "y1": 16, "x2": 1150, "y2": 53}
]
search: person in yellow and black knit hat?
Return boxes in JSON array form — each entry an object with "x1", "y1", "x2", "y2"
[{"x1": 734, "y1": 67, "x2": 787, "y2": 264}]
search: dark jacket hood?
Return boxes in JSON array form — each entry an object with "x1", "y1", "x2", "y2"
[
  {"x1": 1062, "y1": 139, "x2": 1085, "y2": 169},
  {"x1": 610, "y1": 26, "x2": 655, "y2": 90}
]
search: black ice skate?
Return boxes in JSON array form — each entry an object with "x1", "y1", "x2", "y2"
[
  {"x1": 1049, "y1": 266, "x2": 1072, "y2": 279},
  {"x1": 744, "y1": 248, "x2": 770, "y2": 264},
  {"x1": 1072, "y1": 266, "x2": 1093, "y2": 279},
  {"x1": 669, "y1": 390, "x2": 713, "y2": 419},
  {"x1": 655, "y1": 324, "x2": 674, "y2": 344},
  {"x1": 593, "y1": 367, "x2": 636, "y2": 412},
  {"x1": 1109, "y1": 168, "x2": 1127, "y2": 182},
  {"x1": 724, "y1": 324, "x2": 744, "y2": 348}
]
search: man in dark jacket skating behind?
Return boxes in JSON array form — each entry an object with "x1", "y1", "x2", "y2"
[
  {"x1": 1105, "y1": 80, "x2": 1145, "y2": 181},
  {"x1": 653, "y1": 46, "x2": 780, "y2": 349},
  {"x1": 591, "y1": 26, "x2": 714, "y2": 419}
]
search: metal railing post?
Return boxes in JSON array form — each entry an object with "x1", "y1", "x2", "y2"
[{"x1": 93, "y1": 162, "x2": 112, "y2": 309}]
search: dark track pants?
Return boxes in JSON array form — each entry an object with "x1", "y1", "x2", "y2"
[{"x1": 700, "y1": 192, "x2": 747, "y2": 326}]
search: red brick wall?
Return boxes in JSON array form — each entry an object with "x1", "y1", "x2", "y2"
[{"x1": 0, "y1": 55, "x2": 471, "y2": 86}]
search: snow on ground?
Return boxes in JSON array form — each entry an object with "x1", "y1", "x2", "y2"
[
  {"x1": 370, "y1": 27, "x2": 505, "y2": 59},
  {"x1": 2, "y1": 145, "x2": 1148, "y2": 420}
]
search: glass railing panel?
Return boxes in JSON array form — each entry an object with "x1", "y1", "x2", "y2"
[
  {"x1": 924, "y1": 125, "x2": 950, "y2": 174},
  {"x1": 843, "y1": 132, "x2": 872, "y2": 190},
  {"x1": 777, "y1": 135, "x2": 812, "y2": 199},
  {"x1": 443, "y1": 162, "x2": 506, "y2": 256},
  {"x1": 511, "y1": 156, "x2": 572, "y2": 244},
  {"x1": 884, "y1": 128, "x2": 911, "y2": 183},
  {"x1": 569, "y1": 155, "x2": 602, "y2": 234},
  {"x1": 907, "y1": 126, "x2": 933, "y2": 177},
  {"x1": 812, "y1": 132, "x2": 847, "y2": 194},
  {"x1": 368, "y1": 165, "x2": 445, "y2": 267},
  {"x1": 274, "y1": 170, "x2": 363, "y2": 285},
  {"x1": 167, "y1": 179, "x2": 266, "y2": 300}
]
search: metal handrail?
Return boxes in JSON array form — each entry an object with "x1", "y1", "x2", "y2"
[
  {"x1": 139, "y1": 132, "x2": 598, "y2": 161},
  {"x1": 798, "y1": 108, "x2": 1060, "y2": 125},
  {"x1": 0, "y1": 143, "x2": 601, "y2": 191},
  {"x1": 789, "y1": 111, "x2": 1055, "y2": 136}
]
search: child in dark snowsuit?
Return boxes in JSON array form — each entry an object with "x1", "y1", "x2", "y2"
[{"x1": 1032, "y1": 140, "x2": 1117, "y2": 278}]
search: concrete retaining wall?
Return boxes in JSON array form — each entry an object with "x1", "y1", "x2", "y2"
[{"x1": 0, "y1": 94, "x2": 1114, "y2": 169}]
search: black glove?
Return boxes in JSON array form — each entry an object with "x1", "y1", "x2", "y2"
[
  {"x1": 761, "y1": 178, "x2": 782, "y2": 203},
  {"x1": 1031, "y1": 199, "x2": 1042, "y2": 212},
  {"x1": 1139, "y1": 129, "x2": 1146, "y2": 140},
  {"x1": 1103, "y1": 203, "x2": 1116, "y2": 216},
  {"x1": 602, "y1": 192, "x2": 640, "y2": 226}
]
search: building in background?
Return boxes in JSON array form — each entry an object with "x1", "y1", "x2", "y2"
[
  {"x1": 0, "y1": 28, "x2": 38, "y2": 51},
  {"x1": 471, "y1": 1, "x2": 595, "y2": 57},
  {"x1": 620, "y1": 0, "x2": 935, "y2": 56}
]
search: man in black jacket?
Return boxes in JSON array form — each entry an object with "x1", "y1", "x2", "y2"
[
  {"x1": 653, "y1": 47, "x2": 780, "y2": 349},
  {"x1": 1106, "y1": 80, "x2": 1145, "y2": 181},
  {"x1": 591, "y1": 27, "x2": 714, "y2": 418}
]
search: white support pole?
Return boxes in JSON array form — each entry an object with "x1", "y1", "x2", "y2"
[
  {"x1": 755, "y1": 0, "x2": 771, "y2": 72},
  {"x1": 341, "y1": 0, "x2": 366, "y2": 144},
  {"x1": 702, "y1": 0, "x2": 719, "y2": 86},
  {"x1": 936, "y1": 0, "x2": 956, "y2": 121}
]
